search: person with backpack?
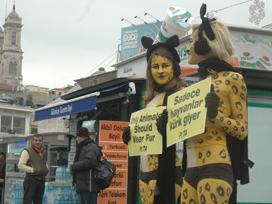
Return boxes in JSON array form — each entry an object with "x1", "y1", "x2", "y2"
[{"x1": 70, "y1": 127, "x2": 101, "y2": 204}]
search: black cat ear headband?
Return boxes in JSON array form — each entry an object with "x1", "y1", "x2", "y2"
[
  {"x1": 199, "y1": 3, "x2": 216, "y2": 41},
  {"x1": 141, "y1": 35, "x2": 180, "y2": 63},
  {"x1": 194, "y1": 4, "x2": 217, "y2": 55},
  {"x1": 141, "y1": 35, "x2": 181, "y2": 77}
]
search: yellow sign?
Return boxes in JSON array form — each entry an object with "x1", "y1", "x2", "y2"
[
  {"x1": 167, "y1": 78, "x2": 211, "y2": 147},
  {"x1": 128, "y1": 107, "x2": 165, "y2": 156}
]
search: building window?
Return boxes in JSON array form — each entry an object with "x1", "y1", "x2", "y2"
[
  {"x1": 13, "y1": 117, "x2": 25, "y2": 134},
  {"x1": 31, "y1": 128, "x2": 37, "y2": 134},
  {"x1": 1, "y1": 115, "x2": 12, "y2": 133},
  {"x1": 1, "y1": 115, "x2": 26, "y2": 134},
  {"x1": 9, "y1": 60, "x2": 17, "y2": 75},
  {"x1": 11, "y1": 31, "x2": 16, "y2": 45}
]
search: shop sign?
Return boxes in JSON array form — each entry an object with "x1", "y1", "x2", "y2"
[
  {"x1": 98, "y1": 121, "x2": 129, "y2": 204},
  {"x1": 9, "y1": 141, "x2": 26, "y2": 153},
  {"x1": 34, "y1": 94, "x2": 97, "y2": 121}
]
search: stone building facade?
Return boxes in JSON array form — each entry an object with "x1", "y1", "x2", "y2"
[
  {"x1": 0, "y1": 5, "x2": 23, "y2": 87},
  {"x1": 74, "y1": 67, "x2": 116, "y2": 88}
]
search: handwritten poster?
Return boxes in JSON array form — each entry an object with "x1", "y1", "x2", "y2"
[
  {"x1": 167, "y1": 78, "x2": 211, "y2": 147},
  {"x1": 128, "y1": 107, "x2": 165, "y2": 156}
]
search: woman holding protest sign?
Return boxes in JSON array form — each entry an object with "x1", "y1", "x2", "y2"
[
  {"x1": 122, "y1": 35, "x2": 186, "y2": 204},
  {"x1": 178, "y1": 4, "x2": 253, "y2": 204}
]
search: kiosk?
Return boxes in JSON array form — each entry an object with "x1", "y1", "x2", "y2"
[{"x1": 3, "y1": 133, "x2": 80, "y2": 204}]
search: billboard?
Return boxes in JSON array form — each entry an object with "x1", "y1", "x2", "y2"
[
  {"x1": 177, "y1": 30, "x2": 272, "y2": 73},
  {"x1": 230, "y1": 31, "x2": 272, "y2": 70},
  {"x1": 120, "y1": 22, "x2": 162, "y2": 61}
]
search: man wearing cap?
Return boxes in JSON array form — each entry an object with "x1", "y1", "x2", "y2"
[
  {"x1": 18, "y1": 134, "x2": 48, "y2": 204},
  {"x1": 70, "y1": 127, "x2": 101, "y2": 204}
]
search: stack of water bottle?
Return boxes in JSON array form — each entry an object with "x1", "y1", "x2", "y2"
[
  {"x1": 55, "y1": 166, "x2": 73, "y2": 183},
  {"x1": 11, "y1": 183, "x2": 24, "y2": 204},
  {"x1": 53, "y1": 188, "x2": 80, "y2": 204},
  {"x1": 42, "y1": 192, "x2": 47, "y2": 204}
]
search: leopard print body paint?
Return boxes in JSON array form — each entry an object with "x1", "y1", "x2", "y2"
[
  {"x1": 180, "y1": 71, "x2": 247, "y2": 203},
  {"x1": 186, "y1": 71, "x2": 248, "y2": 167}
]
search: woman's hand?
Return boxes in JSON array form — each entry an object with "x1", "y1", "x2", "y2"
[
  {"x1": 122, "y1": 126, "x2": 131, "y2": 145},
  {"x1": 156, "y1": 109, "x2": 168, "y2": 137},
  {"x1": 205, "y1": 85, "x2": 220, "y2": 118}
]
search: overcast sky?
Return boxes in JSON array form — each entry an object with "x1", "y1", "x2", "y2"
[{"x1": 0, "y1": 0, "x2": 271, "y2": 89}]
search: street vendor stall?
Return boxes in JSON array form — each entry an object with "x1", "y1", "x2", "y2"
[{"x1": 2, "y1": 133, "x2": 80, "y2": 204}]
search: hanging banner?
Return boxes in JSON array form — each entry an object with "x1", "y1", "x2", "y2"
[
  {"x1": 128, "y1": 107, "x2": 165, "y2": 156},
  {"x1": 167, "y1": 78, "x2": 211, "y2": 147}
]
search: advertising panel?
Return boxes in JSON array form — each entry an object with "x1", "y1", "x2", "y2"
[
  {"x1": 230, "y1": 31, "x2": 272, "y2": 70},
  {"x1": 155, "y1": 5, "x2": 194, "y2": 43},
  {"x1": 121, "y1": 22, "x2": 162, "y2": 61},
  {"x1": 117, "y1": 27, "x2": 272, "y2": 80},
  {"x1": 178, "y1": 30, "x2": 272, "y2": 72}
]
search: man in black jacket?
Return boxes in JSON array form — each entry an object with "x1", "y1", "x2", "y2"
[{"x1": 70, "y1": 127, "x2": 101, "y2": 204}]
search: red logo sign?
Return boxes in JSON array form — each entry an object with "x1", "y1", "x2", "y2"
[
  {"x1": 243, "y1": 52, "x2": 250, "y2": 57},
  {"x1": 263, "y1": 56, "x2": 269, "y2": 62}
]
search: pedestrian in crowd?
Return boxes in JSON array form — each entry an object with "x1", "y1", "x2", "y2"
[
  {"x1": 122, "y1": 35, "x2": 187, "y2": 204},
  {"x1": 18, "y1": 134, "x2": 48, "y2": 204},
  {"x1": 179, "y1": 4, "x2": 252, "y2": 204},
  {"x1": 0, "y1": 152, "x2": 6, "y2": 204},
  {"x1": 70, "y1": 127, "x2": 101, "y2": 204}
]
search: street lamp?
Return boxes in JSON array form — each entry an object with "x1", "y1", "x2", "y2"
[
  {"x1": 144, "y1": 12, "x2": 160, "y2": 22},
  {"x1": 121, "y1": 18, "x2": 135, "y2": 26},
  {"x1": 134, "y1": 16, "x2": 147, "y2": 24}
]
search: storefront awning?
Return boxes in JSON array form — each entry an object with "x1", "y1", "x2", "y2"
[
  {"x1": 61, "y1": 77, "x2": 131, "y2": 100},
  {"x1": 34, "y1": 92, "x2": 99, "y2": 121}
]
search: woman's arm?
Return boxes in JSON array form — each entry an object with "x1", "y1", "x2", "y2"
[{"x1": 210, "y1": 73, "x2": 248, "y2": 140}]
